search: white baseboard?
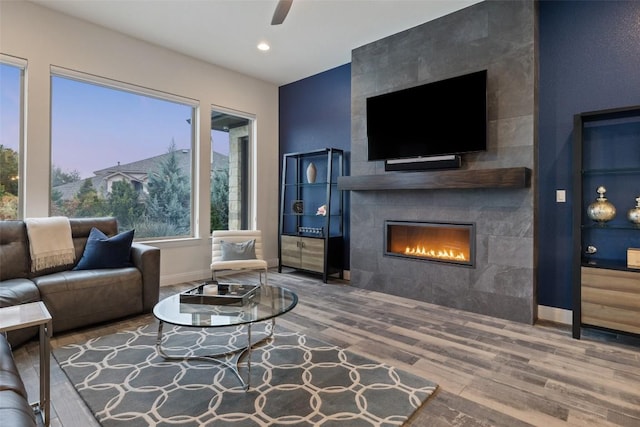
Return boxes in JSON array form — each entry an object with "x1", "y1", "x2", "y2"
[{"x1": 537, "y1": 305, "x2": 572, "y2": 325}]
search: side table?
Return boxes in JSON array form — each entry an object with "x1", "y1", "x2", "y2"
[{"x1": 0, "y1": 302, "x2": 52, "y2": 427}]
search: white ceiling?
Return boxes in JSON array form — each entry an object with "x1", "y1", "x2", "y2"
[{"x1": 31, "y1": 0, "x2": 482, "y2": 86}]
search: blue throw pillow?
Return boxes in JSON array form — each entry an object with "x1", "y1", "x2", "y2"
[{"x1": 73, "y1": 227, "x2": 134, "y2": 270}]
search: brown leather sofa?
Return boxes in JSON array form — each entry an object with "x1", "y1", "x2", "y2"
[
  {"x1": 0, "y1": 334, "x2": 37, "y2": 427},
  {"x1": 0, "y1": 217, "x2": 161, "y2": 347}
]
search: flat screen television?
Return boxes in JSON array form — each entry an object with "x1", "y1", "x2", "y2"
[{"x1": 366, "y1": 70, "x2": 487, "y2": 162}]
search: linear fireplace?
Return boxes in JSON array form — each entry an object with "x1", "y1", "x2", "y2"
[{"x1": 385, "y1": 221, "x2": 475, "y2": 267}]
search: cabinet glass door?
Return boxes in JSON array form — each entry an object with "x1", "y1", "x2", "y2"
[{"x1": 581, "y1": 114, "x2": 640, "y2": 267}]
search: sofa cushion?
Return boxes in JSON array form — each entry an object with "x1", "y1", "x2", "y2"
[
  {"x1": 0, "y1": 334, "x2": 28, "y2": 399},
  {"x1": 0, "y1": 279, "x2": 40, "y2": 309},
  {"x1": 0, "y1": 221, "x2": 30, "y2": 281},
  {"x1": 0, "y1": 334, "x2": 36, "y2": 426},
  {"x1": 34, "y1": 268, "x2": 143, "y2": 333},
  {"x1": 0, "y1": 280, "x2": 41, "y2": 347},
  {"x1": 74, "y1": 228, "x2": 134, "y2": 270},
  {"x1": 0, "y1": 391, "x2": 37, "y2": 427}
]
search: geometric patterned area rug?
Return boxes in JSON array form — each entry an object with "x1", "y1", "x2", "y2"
[{"x1": 54, "y1": 323, "x2": 437, "y2": 426}]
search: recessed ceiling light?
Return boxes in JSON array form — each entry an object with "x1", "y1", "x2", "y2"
[{"x1": 257, "y1": 42, "x2": 270, "y2": 51}]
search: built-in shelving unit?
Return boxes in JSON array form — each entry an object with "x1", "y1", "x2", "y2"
[
  {"x1": 337, "y1": 167, "x2": 531, "y2": 191},
  {"x1": 572, "y1": 105, "x2": 640, "y2": 339}
]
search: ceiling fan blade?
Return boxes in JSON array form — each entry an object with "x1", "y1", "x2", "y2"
[{"x1": 271, "y1": 0, "x2": 293, "y2": 25}]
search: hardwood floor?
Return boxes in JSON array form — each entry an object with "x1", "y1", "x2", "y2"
[{"x1": 12, "y1": 269, "x2": 640, "y2": 427}]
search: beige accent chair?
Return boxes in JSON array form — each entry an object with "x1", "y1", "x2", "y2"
[{"x1": 211, "y1": 230, "x2": 268, "y2": 285}]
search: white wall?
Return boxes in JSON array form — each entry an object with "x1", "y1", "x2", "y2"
[{"x1": 0, "y1": 0, "x2": 280, "y2": 285}]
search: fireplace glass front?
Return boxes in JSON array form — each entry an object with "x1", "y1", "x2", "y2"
[{"x1": 385, "y1": 221, "x2": 475, "y2": 267}]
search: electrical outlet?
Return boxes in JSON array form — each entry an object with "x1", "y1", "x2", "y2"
[{"x1": 556, "y1": 190, "x2": 566, "y2": 203}]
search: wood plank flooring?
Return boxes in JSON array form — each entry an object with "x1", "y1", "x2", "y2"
[{"x1": 11, "y1": 269, "x2": 640, "y2": 427}]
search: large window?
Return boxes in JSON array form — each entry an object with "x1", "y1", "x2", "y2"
[
  {"x1": 50, "y1": 70, "x2": 196, "y2": 238},
  {"x1": 0, "y1": 60, "x2": 24, "y2": 220},
  {"x1": 210, "y1": 108, "x2": 252, "y2": 232}
]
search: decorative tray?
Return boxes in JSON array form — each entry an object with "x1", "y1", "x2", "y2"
[{"x1": 179, "y1": 282, "x2": 258, "y2": 306}]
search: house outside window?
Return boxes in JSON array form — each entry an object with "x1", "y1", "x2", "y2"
[
  {"x1": 50, "y1": 69, "x2": 196, "y2": 239},
  {"x1": 0, "y1": 58, "x2": 25, "y2": 220}
]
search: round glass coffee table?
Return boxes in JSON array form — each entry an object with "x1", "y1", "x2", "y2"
[{"x1": 153, "y1": 284, "x2": 298, "y2": 390}]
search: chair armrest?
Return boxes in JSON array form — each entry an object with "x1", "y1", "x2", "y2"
[{"x1": 130, "y1": 242, "x2": 160, "y2": 312}]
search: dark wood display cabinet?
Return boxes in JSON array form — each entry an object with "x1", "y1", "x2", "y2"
[
  {"x1": 572, "y1": 105, "x2": 640, "y2": 339},
  {"x1": 279, "y1": 148, "x2": 344, "y2": 283}
]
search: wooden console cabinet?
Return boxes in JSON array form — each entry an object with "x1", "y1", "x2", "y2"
[
  {"x1": 280, "y1": 235, "x2": 325, "y2": 273},
  {"x1": 581, "y1": 267, "x2": 640, "y2": 335}
]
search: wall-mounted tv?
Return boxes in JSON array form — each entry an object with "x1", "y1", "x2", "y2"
[{"x1": 366, "y1": 70, "x2": 487, "y2": 162}]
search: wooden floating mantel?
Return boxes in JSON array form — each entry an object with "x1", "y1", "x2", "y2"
[{"x1": 337, "y1": 167, "x2": 531, "y2": 191}]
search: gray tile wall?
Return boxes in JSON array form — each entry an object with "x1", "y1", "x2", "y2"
[{"x1": 349, "y1": 0, "x2": 537, "y2": 323}]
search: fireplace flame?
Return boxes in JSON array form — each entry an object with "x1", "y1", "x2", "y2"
[{"x1": 404, "y1": 245, "x2": 467, "y2": 261}]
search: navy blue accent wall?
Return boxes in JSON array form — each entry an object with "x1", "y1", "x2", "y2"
[
  {"x1": 279, "y1": 64, "x2": 352, "y2": 268},
  {"x1": 538, "y1": 0, "x2": 640, "y2": 309}
]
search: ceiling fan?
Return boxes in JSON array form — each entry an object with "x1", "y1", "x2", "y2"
[{"x1": 271, "y1": 0, "x2": 293, "y2": 25}]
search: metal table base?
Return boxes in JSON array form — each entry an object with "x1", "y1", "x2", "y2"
[{"x1": 155, "y1": 318, "x2": 275, "y2": 390}]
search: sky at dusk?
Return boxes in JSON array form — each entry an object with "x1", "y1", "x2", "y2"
[
  {"x1": 1, "y1": 63, "x2": 229, "y2": 179},
  {"x1": 51, "y1": 76, "x2": 193, "y2": 178},
  {"x1": 0, "y1": 64, "x2": 21, "y2": 152}
]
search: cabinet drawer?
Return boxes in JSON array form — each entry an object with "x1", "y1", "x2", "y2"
[{"x1": 581, "y1": 267, "x2": 640, "y2": 334}]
